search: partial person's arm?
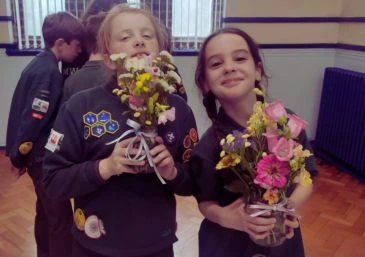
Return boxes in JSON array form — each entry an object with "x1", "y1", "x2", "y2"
[{"x1": 10, "y1": 69, "x2": 63, "y2": 168}]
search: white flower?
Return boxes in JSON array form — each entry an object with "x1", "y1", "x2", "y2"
[
  {"x1": 158, "y1": 79, "x2": 171, "y2": 92},
  {"x1": 125, "y1": 57, "x2": 146, "y2": 71},
  {"x1": 110, "y1": 52, "x2": 127, "y2": 61},
  {"x1": 167, "y1": 70, "x2": 181, "y2": 84},
  {"x1": 159, "y1": 50, "x2": 173, "y2": 62},
  {"x1": 118, "y1": 73, "x2": 134, "y2": 80}
]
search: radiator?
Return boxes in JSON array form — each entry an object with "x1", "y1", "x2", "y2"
[{"x1": 315, "y1": 67, "x2": 365, "y2": 175}]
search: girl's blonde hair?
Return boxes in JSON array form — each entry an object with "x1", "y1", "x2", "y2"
[{"x1": 98, "y1": 3, "x2": 169, "y2": 55}]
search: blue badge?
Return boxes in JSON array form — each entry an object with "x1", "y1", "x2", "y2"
[
  {"x1": 164, "y1": 131, "x2": 176, "y2": 145},
  {"x1": 83, "y1": 110, "x2": 119, "y2": 139},
  {"x1": 98, "y1": 111, "x2": 111, "y2": 123},
  {"x1": 105, "y1": 120, "x2": 119, "y2": 133},
  {"x1": 83, "y1": 112, "x2": 97, "y2": 126},
  {"x1": 91, "y1": 124, "x2": 105, "y2": 138},
  {"x1": 84, "y1": 126, "x2": 91, "y2": 140}
]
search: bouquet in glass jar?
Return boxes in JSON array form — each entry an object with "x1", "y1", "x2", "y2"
[
  {"x1": 216, "y1": 88, "x2": 313, "y2": 246},
  {"x1": 107, "y1": 51, "x2": 181, "y2": 184}
]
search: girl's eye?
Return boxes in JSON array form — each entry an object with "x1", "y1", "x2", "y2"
[
  {"x1": 209, "y1": 62, "x2": 221, "y2": 68},
  {"x1": 235, "y1": 57, "x2": 247, "y2": 62},
  {"x1": 143, "y1": 34, "x2": 152, "y2": 39},
  {"x1": 121, "y1": 36, "x2": 129, "y2": 41}
]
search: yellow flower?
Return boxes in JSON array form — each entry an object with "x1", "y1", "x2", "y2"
[
  {"x1": 134, "y1": 112, "x2": 141, "y2": 118},
  {"x1": 156, "y1": 102, "x2": 169, "y2": 112},
  {"x1": 220, "y1": 138, "x2": 226, "y2": 145},
  {"x1": 120, "y1": 94, "x2": 128, "y2": 102},
  {"x1": 216, "y1": 153, "x2": 241, "y2": 170},
  {"x1": 137, "y1": 72, "x2": 151, "y2": 83},
  {"x1": 263, "y1": 188, "x2": 279, "y2": 205},
  {"x1": 294, "y1": 168, "x2": 312, "y2": 186},
  {"x1": 253, "y1": 87, "x2": 264, "y2": 96},
  {"x1": 226, "y1": 134, "x2": 235, "y2": 143},
  {"x1": 136, "y1": 81, "x2": 143, "y2": 89},
  {"x1": 220, "y1": 151, "x2": 226, "y2": 157},
  {"x1": 244, "y1": 141, "x2": 251, "y2": 148},
  {"x1": 293, "y1": 145, "x2": 312, "y2": 158},
  {"x1": 242, "y1": 134, "x2": 250, "y2": 139},
  {"x1": 145, "y1": 120, "x2": 152, "y2": 126}
]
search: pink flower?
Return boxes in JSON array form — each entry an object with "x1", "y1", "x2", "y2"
[
  {"x1": 263, "y1": 129, "x2": 279, "y2": 152},
  {"x1": 271, "y1": 137, "x2": 294, "y2": 161},
  {"x1": 288, "y1": 114, "x2": 307, "y2": 137},
  {"x1": 158, "y1": 107, "x2": 176, "y2": 125},
  {"x1": 146, "y1": 66, "x2": 161, "y2": 76},
  {"x1": 264, "y1": 100, "x2": 287, "y2": 121},
  {"x1": 254, "y1": 154, "x2": 290, "y2": 189},
  {"x1": 129, "y1": 96, "x2": 145, "y2": 110}
]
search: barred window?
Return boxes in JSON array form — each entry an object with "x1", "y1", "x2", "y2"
[{"x1": 10, "y1": 0, "x2": 224, "y2": 51}]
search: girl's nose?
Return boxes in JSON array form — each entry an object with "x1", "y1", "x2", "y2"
[
  {"x1": 223, "y1": 61, "x2": 236, "y2": 74},
  {"x1": 134, "y1": 38, "x2": 145, "y2": 48}
]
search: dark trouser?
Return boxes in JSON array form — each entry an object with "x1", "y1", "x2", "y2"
[
  {"x1": 28, "y1": 161, "x2": 73, "y2": 257},
  {"x1": 72, "y1": 240, "x2": 174, "y2": 257}
]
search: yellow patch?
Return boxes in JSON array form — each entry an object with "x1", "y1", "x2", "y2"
[
  {"x1": 74, "y1": 208, "x2": 86, "y2": 231},
  {"x1": 19, "y1": 142, "x2": 33, "y2": 155}
]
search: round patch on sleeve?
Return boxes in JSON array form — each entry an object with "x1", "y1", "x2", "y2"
[{"x1": 74, "y1": 208, "x2": 86, "y2": 231}]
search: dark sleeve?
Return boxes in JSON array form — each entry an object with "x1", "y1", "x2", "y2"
[
  {"x1": 166, "y1": 105, "x2": 197, "y2": 195},
  {"x1": 190, "y1": 147, "x2": 220, "y2": 203},
  {"x1": 43, "y1": 103, "x2": 105, "y2": 200},
  {"x1": 298, "y1": 129, "x2": 318, "y2": 178},
  {"x1": 10, "y1": 69, "x2": 63, "y2": 168},
  {"x1": 189, "y1": 129, "x2": 221, "y2": 203}
]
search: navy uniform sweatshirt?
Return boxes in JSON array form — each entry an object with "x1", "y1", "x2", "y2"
[
  {"x1": 6, "y1": 50, "x2": 63, "y2": 168},
  {"x1": 43, "y1": 81, "x2": 198, "y2": 257}
]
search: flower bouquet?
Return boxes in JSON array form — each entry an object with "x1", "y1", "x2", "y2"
[
  {"x1": 216, "y1": 88, "x2": 313, "y2": 246},
  {"x1": 107, "y1": 51, "x2": 181, "y2": 183}
]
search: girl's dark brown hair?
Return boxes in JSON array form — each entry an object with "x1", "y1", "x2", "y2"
[{"x1": 195, "y1": 27, "x2": 266, "y2": 123}]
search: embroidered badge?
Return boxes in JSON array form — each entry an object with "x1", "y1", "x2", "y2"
[
  {"x1": 32, "y1": 98, "x2": 49, "y2": 113},
  {"x1": 189, "y1": 128, "x2": 198, "y2": 143},
  {"x1": 83, "y1": 110, "x2": 120, "y2": 140},
  {"x1": 19, "y1": 142, "x2": 33, "y2": 155},
  {"x1": 45, "y1": 129, "x2": 64, "y2": 152},
  {"x1": 74, "y1": 208, "x2": 86, "y2": 231},
  {"x1": 183, "y1": 135, "x2": 192, "y2": 149},
  {"x1": 182, "y1": 149, "x2": 192, "y2": 163},
  {"x1": 84, "y1": 215, "x2": 106, "y2": 239},
  {"x1": 164, "y1": 131, "x2": 176, "y2": 145},
  {"x1": 32, "y1": 112, "x2": 44, "y2": 120}
]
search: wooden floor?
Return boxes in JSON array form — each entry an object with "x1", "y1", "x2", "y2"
[{"x1": 1, "y1": 151, "x2": 365, "y2": 257}]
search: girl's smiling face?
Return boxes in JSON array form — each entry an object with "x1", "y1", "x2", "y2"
[{"x1": 203, "y1": 33, "x2": 262, "y2": 103}]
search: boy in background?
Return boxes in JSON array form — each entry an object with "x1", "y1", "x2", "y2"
[
  {"x1": 62, "y1": 12, "x2": 108, "y2": 102},
  {"x1": 6, "y1": 12, "x2": 84, "y2": 257}
]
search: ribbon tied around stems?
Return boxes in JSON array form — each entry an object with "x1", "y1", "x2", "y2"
[
  {"x1": 106, "y1": 119, "x2": 166, "y2": 184},
  {"x1": 248, "y1": 199, "x2": 298, "y2": 218}
]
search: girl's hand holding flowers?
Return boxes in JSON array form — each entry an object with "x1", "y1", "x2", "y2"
[
  {"x1": 99, "y1": 137, "x2": 146, "y2": 180},
  {"x1": 149, "y1": 137, "x2": 177, "y2": 180}
]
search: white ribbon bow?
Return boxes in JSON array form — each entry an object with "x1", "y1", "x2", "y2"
[
  {"x1": 106, "y1": 119, "x2": 166, "y2": 184},
  {"x1": 248, "y1": 199, "x2": 298, "y2": 218}
]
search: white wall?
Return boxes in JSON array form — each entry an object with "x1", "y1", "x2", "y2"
[
  {"x1": 262, "y1": 49, "x2": 336, "y2": 140},
  {"x1": 0, "y1": 50, "x2": 32, "y2": 148},
  {"x1": 334, "y1": 49, "x2": 365, "y2": 73}
]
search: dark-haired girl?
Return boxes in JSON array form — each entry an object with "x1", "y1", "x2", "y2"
[{"x1": 190, "y1": 27, "x2": 317, "y2": 257}]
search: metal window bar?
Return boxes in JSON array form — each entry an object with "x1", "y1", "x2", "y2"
[{"x1": 11, "y1": 0, "x2": 224, "y2": 50}]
